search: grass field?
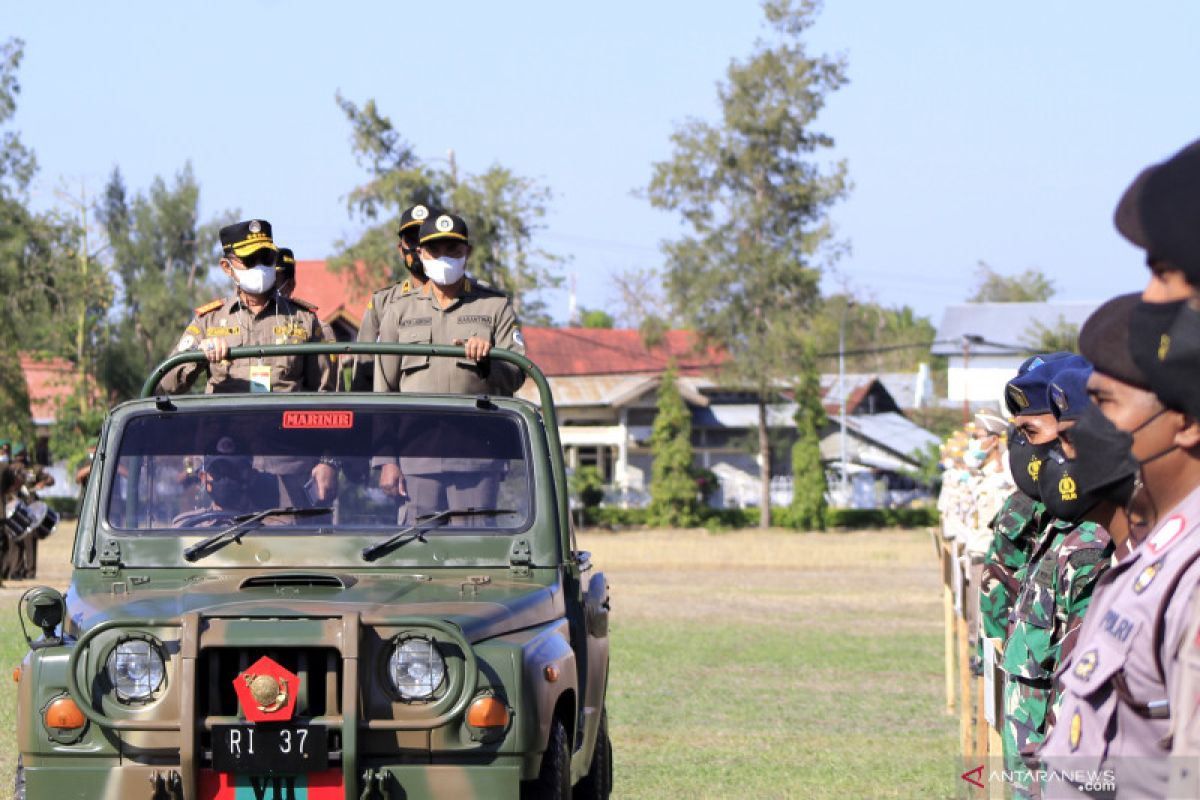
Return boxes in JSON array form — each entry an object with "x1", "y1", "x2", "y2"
[{"x1": 0, "y1": 523, "x2": 957, "y2": 799}]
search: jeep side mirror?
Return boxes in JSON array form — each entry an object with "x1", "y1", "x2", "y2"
[{"x1": 22, "y1": 586, "x2": 65, "y2": 645}]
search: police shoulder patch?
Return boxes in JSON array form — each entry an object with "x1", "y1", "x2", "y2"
[{"x1": 195, "y1": 298, "x2": 224, "y2": 316}]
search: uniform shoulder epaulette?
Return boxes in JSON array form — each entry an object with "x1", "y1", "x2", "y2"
[
  {"x1": 288, "y1": 296, "x2": 319, "y2": 313},
  {"x1": 194, "y1": 299, "x2": 224, "y2": 316},
  {"x1": 469, "y1": 278, "x2": 505, "y2": 296}
]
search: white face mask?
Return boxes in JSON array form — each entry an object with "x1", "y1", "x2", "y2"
[
  {"x1": 423, "y1": 255, "x2": 467, "y2": 286},
  {"x1": 233, "y1": 264, "x2": 277, "y2": 295}
]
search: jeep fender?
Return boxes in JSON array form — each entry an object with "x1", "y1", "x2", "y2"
[{"x1": 519, "y1": 618, "x2": 576, "y2": 758}]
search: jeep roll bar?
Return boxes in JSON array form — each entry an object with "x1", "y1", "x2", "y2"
[{"x1": 140, "y1": 344, "x2": 573, "y2": 567}]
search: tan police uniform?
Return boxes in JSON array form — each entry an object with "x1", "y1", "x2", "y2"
[
  {"x1": 350, "y1": 278, "x2": 417, "y2": 391},
  {"x1": 373, "y1": 279, "x2": 525, "y2": 396},
  {"x1": 158, "y1": 293, "x2": 335, "y2": 394}
]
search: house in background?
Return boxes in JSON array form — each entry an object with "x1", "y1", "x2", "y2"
[
  {"x1": 17, "y1": 354, "x2": 80, "y2": 497},
  {"x1": 932, "y1": 302, "x2": 1099, "y2": 409}
]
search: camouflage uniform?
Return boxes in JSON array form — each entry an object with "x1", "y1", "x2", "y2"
[
  {"x1": 979, "y1": 492, "x2": 1042, "y2": 658},
  {"x1": 1002, "y1": 518, "x2": 1111, "y2": 798}
]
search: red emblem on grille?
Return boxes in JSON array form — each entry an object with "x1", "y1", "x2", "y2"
[{"x1": 233, "y1": 655, "x2": 298, "y2": 722}]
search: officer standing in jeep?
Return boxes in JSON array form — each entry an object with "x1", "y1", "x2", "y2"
[
  {"x1": 372, "y1": 211, "x2": 526, "y2": 510},
  {"x1": 157, "y1": 220, "x2": 336, "y2": 395},
  {"x1": 350, "y1": 203, "x2": 436, "y2": 390}
]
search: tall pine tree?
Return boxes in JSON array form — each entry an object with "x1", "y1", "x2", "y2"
[
  {"x1": 648, "y1": 363, "x2": 701, "y2": 528},
  {"x1": 646, "y1": 0, "x2": 848, "y2": 527}
]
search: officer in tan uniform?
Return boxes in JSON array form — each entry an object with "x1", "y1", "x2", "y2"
[
  {"x1": 157, "y1": 220, "x2": 335, "y2": 395},
  {"x1": 158, "y1": 221, "x2": 337, "y2": 505},
  {"x1": 372, "y1": 211, "x2": 525, "y2": 513},
  {"x1": 277, "y1": 246, "x2": 341, "y2": 385},
  {"x1": 350, "y1": 203, "x2": 435, "y2": 390}
]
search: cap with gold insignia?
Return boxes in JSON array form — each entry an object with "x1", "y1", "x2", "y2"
[
  {"x1": 419, "y1": 212, "x2": 469, "y2": 245},
  {"x1": 220, "y1": 219, "x2": 278, "y2": 260},
  {"x1": 1004, "y1": 352, "x2": 1089, "y2": 416},
  {"x1": 399, "y1": 204, "x2": 439, "y2": 238},
  {"x1": 277, "y1": 247, "x2": 296, "y2": 283}
]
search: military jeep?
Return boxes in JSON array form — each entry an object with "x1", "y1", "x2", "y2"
[{"x1": 15, "y1": 344, "x2": 612, "y2": 800}]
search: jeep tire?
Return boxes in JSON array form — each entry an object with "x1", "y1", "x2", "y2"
[
  {"x1": 522, "y1": 718, "x2": 571, "y2": 799},
  {"x1": 573, "y1": 708, "x2": 612, "y2": 800}
]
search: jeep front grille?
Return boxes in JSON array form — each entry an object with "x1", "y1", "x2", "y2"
[{"x1": 197, "y1": 646, "x2": 343, "y2": 718}]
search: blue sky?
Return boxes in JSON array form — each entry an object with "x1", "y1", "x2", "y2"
[{"x1": 8, "y1": 1, "x2": 1200, "y2": 326}]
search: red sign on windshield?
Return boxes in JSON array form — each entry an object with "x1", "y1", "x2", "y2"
[{"x1": 282, "y1": 410, "x2": 354, "y2": 429}]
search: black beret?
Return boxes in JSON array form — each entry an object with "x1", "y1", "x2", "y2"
[
  {"x1": 1114, "y1": 139, "x2": 1200, "y2": 284},
  {"x1": 419, "y1": 212, "x2": 469, "y2": 245},
  {"x1": 398, "y1": 204, "x2": 438, "y2": 236},
  {"x1": 276, "y1": 247, "x2": 296, "y2": 280},
  {"x1": 220, "y1": 219, "x2": 277, "y2": 258},
  {"x1": 1078, "y1": 293, "x2": 1150, "y2": 389}
]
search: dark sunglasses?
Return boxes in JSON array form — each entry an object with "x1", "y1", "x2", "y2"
[{"x1": 237, "y1": 250, "x2": 278, "y2": 269}]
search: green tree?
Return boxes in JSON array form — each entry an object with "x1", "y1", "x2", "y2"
[
  {"x1": 790, "y1": 348, "x2": 827, "y2": 530},
  {"x1": 333, "y1": 94, "x2": 563, "y2": 324},
  {"x1": 580, "y1": 309, "x2": 614, "y2": 329},
  {"x1": 648, "y1": 363, "x2": 701, "y2": 527},
  {"x1": 811, "y1": 293, "x2": 937, "y2": 372},
  {"x1": 968, "y1": 262, "x2": 1056, "y2": 302},
  {"x1": 646, "y1": 0, "x2": 849, "y2": 527},
  {"x1": 0, "y1": 38, "x2": 89, "y2": 440},
  {"x1": 94, "y1": 164, "x2": 227, "y2": 400},
  {"x1": 1023, "y1": 315, "x2": 1079, "y2": 354}
]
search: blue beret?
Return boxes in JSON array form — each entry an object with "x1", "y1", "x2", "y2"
[
  {"x1": 1006, "y1": 353, "x2": 1091, "y2": 416},
  {"x1": 1047, "y1": 366, "x2": 1095, "y2": 421}
]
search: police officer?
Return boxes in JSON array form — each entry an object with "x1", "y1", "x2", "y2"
[
  {"x1": 372, "y1": 211, "x2": 525, "y2": 510},
  {"x1": 157, "y1": 220, "x2": 335, "y2": 394},
  {"x1": 350, "y1": 203, "x2": 435, "y2": 390},
  {"x1": 1037, "y1": 141, "x2": 1200, "y2": 798}
]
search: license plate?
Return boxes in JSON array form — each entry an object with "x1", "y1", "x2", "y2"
[
  {"x1": 212, "y1": 724, "x2": 328, "y2": 775},
  {"x1": 198, "y1": 768, "x2": 343, "y2": 800}
]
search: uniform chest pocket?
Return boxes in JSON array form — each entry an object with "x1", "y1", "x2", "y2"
[
  {"x1": 454, "y1": 326, "x2": 491, "y2": 368},
  {"x1": 396, "y1": 321, "x2": 431, "y2": 371},
  {"x1": 1013, "y1": 558, "x2": 1057, "y2": 629},
  {"x1": 1059, "y1": 616, "x2": 1137, "y2": 701}
]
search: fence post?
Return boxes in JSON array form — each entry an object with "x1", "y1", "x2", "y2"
[
  {"x1": 983, "y1": 637, "x2": 1006, "y2": 799},
  {"x1": 940, "y1": 534, "x2": 955, "y2": 715},
  {"x1": 954, "y1": 541, "x2": 973, "y2": 758}
]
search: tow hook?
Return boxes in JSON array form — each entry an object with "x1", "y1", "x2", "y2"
[
  {"x1": 359, "y1": 768, "x2": 395, "y2": 799},
  {"x1": 148, "y1": 769, "x2": 182, "y2": 799}
]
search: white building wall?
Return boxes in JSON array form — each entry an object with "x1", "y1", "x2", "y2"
[{"x1": 946, "y1": 354, "x2": 1026, "y2": 406}]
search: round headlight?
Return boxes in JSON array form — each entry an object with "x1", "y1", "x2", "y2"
[
  {"x1": 105, "y1": 639, "x2": 165, "y2": 702},
  {"x1": 388, "y1": 637, "x2": 446, "y2": 700}
]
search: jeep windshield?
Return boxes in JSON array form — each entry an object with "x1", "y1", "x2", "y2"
[{"x1": 105, "y1": 406, "x2": 531, "y2": 533}]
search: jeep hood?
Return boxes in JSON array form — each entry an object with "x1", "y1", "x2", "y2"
[{"x1": 65, "y1": 570, "x2": 565, "y2": 643}]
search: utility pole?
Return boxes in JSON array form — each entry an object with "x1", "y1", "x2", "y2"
[{"x1": 838, "y1": 305, "x2": 849, "y2": 505}]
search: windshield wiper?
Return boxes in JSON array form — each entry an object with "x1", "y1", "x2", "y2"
[
  {"x1": 361, "y1": 507, "x2": 517, "y2": 562},
  {"x1": 183, "y1": 506, "x2": 333, "y2": 562}
]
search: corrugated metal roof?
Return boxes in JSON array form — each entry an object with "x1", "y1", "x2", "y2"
[
  {"x1": 841, "y1": 412, "x2": 939, "y2": 459},
  {"x1": 931, "y1": 302, "x2": 1100, "y2": 355}
]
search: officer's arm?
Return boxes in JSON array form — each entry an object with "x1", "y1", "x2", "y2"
[
  {"x1": 372, "y1": 304, "x2": 401, "y2": 393},
  {"x1": 487, "y1": 299, "x2": 526, "y2": 396},
  {"x1": 351, "y1": 298, "x2": 381, "y2": 391},
  {"x1": 305, "y1": 317, "x2": 337, "y2": 392},
  {"x1": 157, "y1": 320, "x2": 208, "y2": 394}
]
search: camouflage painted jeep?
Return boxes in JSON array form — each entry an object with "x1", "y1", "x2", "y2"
[{"x1": 15, "y1": 344, "x2": 612, "y2": 800}]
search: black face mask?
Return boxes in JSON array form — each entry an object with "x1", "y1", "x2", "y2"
[
  {"x1": 1065, "y1": 402, "x2": 1141, "y2": 508},
  {"x1": 1130, "y1": 299, "x2": 1186, "y2": 406},
  {"x1": 1136, "y1": 302, "x2": 1200, "y2": 419},
  {"x1": 1037, "y1": 443, "x2": 1100, "y2": 522},
  {"x1": 401, "y1": 241, "x2": 426, "y2": 280},
  {"x1": 1008, "y1": 429, "x2": 1053, "y2": 501}
]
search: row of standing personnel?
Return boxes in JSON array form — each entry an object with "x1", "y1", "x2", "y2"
[
  {"x1": 956, "y1": 137, "x2": 1200, "y2": 799},
  {"x1": 0, "y1": 439, "x2": 55, "y2": 580}
]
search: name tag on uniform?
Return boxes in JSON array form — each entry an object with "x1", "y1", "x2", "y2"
[{"x1": 249, "y1": 364, "x2": 272, "y2": 393}]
